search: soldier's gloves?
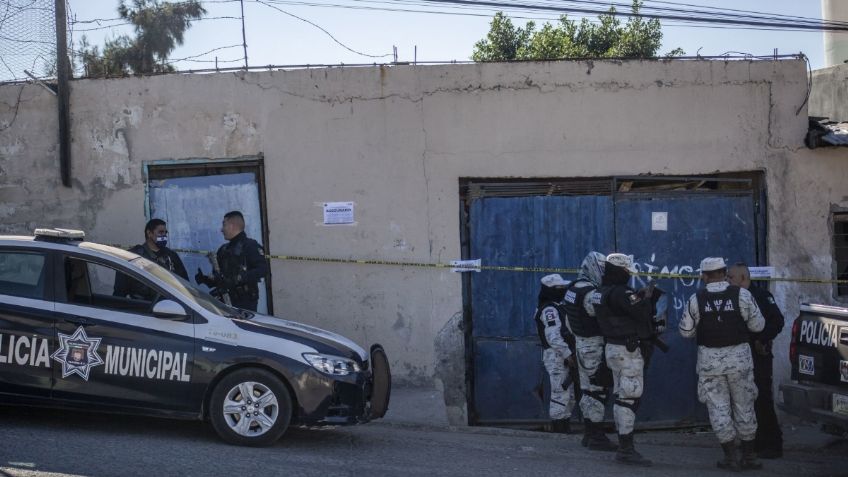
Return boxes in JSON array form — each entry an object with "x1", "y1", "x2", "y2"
[
  {"x1": 637, "y1": 282, "x2": 656, "y2": 300},
  {"x1": 754, "y1": 340, "x2": 769, "y2": 356},
  {"x1": 195, "y1": 268, "x2": 212, "y2": 286},
  {"x1": 565, "y1": 355, "x2": 576, "y2": 367}
]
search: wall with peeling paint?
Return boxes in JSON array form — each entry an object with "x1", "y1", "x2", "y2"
[{"x1": 0, "y1": 59, "x2": 841, "y2": 425}]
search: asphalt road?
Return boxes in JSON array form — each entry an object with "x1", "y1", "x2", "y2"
[{"x1": 0, "y1": 406, "x2": 846, "y2": 477}]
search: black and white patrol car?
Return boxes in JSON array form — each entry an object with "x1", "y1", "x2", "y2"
[{"x1": 0, "y1": 229, "x2": 390, "y2": 446}]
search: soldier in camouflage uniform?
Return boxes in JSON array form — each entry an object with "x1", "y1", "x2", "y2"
[
  {"x1": 594, "y1": 253, "x2": 655, "y2": 466},
  {"x1": 562, "y1": 252, "x2": 617, "y2": 451},
  {"x1": 534, "y1": 274, "x2": 576, "y2": 432},
  {"x1": 680, "y1": 257, "x2": 765, "y2": 471},
  {"x1": 728, "y1": 262, "x2": 785, "y2": 459}
]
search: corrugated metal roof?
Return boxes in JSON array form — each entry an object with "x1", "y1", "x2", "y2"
[
  {"x1": 807, "y1": 117, "x2": 848, "y2": 148},
  {"x1": 822, "y1": 123, "x2": 848, "y2": 146}
]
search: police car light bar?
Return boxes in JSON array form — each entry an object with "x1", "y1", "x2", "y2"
[{"x1": 34, "y1": 228, "x2": 85, "y2": 241}]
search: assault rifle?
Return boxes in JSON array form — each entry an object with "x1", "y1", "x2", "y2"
[
  {"x1": 206, "y1": 252, "x2": 232, "y2": 306},
  {"x1": 638, "y1": 283, "x2": 671, "y2": 353}
]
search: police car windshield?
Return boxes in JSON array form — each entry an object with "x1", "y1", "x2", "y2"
[{"x1": 129, "y1": 257, "x2": 237, "y2": 317}]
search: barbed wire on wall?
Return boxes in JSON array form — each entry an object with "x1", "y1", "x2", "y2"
[
  {"x1": 0, "y1": 0, "x2": 58, "y2": 83},
  {"x1": 1, "y1": 0, "x2": 845, "y2": 83}
]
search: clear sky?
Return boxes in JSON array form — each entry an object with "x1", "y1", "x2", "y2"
[{"x1": 65, "y1": 0, "x2": 829, "y2": 72}]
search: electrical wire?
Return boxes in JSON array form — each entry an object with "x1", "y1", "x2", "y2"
[
  {"x1": 256, "y1": 0, "x2": 838, "y2": 33},
  {"x1": 164, "y1": 43, "x2": 243, "y2": 64},
  {"x1": 70, "y1": 16, "x2": 242, "y2": 32},
  {"x1": 371, "y1": 0, "x2": 848, "y2": 32},
  {"x1": 253, "y1": 0, "x2": 393, "y2": 58}
]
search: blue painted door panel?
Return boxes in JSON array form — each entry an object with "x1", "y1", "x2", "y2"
[
  {"x1": 470, "y1": 196, "x2": 614, "y2": 338},
  {"x1": 473, "y1": 339, "x2": 547, "y2": 421},
  {"x1": 614, "y1": 194, "x2": 756, "y2": 423},
  {"x1": 469, "y1": 195, "x2": 614, "y2": 422}
]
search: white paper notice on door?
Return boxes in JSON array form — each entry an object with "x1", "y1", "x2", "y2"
[
  {"x1": 748, "y1": 266, "x2": 774, "y2": 279},
  {"x1": 651, "y1": 212, "x2": 668, "y2": 231},
  {"x1": 323, "y1": 202, "x2": 355, "y2": 225}
]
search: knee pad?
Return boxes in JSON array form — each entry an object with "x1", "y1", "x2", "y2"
[{"x1": 619, "y1": 374, "x2": 643, "y2": 399}]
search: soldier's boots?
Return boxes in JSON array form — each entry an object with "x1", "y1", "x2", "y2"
[
  {"x1": 717, "y1": 441, "x2": 741, "y2": 471},
  {"x1": 740, "y1": 440, "x2": 763, "y2": 471},
  {"x1": 615, "y1": 433, "x2": 652, "y2": 466},
  {"x1": 581, "y1": 420, "x2": 617, "y2": 452},
  {"x1": 551, "y1": 418, "x2": 571, "y2": 434}
]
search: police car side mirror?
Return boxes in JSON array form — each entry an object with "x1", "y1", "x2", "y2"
[{"x1": 152, "y1": 299, "x2": 188, "y2": 320}]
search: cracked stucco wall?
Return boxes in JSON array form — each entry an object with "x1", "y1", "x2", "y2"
[
  {"x1": 0, "y1": 59, "x2": 831, "y2": 425},
  {"x1": 810, "y1": 63, "x2": 848, "y2": 121}
]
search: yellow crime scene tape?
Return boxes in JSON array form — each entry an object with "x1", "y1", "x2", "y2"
[{"x1": 107, "y1": 245, "x2": 848, "y2": 285}]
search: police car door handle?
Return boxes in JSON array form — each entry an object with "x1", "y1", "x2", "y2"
[{"x1": 64, "y1": 316, "x2": 91, "y2": 327}]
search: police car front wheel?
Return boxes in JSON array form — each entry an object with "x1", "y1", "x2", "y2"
[{"x1": 209, "y1": 368, "x2": 292, "y2": 446}]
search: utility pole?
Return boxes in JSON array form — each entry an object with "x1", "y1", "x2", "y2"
[
  {"x1": 240, "y1": 0, "x2": 248, "y2": 69},
  {"x1": 55, "y1": 0, "x2": 71, "y2": 187}
]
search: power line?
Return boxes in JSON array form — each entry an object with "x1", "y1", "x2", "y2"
[
  {"x1": 253, "y1": 0, "x2": 393, "y2": 58},
  {"x1": 165, "y1": 43, "x2": 242, "y2": 64},
  {"x1": 70, "y1": 16, "x2": 242, "y2": 32},
  {"x1": 374, "y1": 0, "x2": 848, "y2": 32},
  {"x1": 257, "y1": 0, "x2": 839, "y2": 33}
]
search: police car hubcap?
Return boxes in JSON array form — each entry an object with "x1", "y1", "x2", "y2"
[{"x1": 222, "y1": 381, "x2": 279, "y2": 437}]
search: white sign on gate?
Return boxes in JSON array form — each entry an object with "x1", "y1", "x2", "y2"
[{"x1": 651, "y1": 212, "x2": 668, "y2": 231}]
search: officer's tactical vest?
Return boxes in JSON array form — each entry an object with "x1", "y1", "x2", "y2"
[
  {"x1": 534, "y1": 301, "x2": 569, "y2": 349},
  {"x1": 696, "y1": 285, "x2": 748, "y2": 348},
  {"x1": 595, "y1": 285, "x2": 653, "y2": 339},
  {"x1": 218, "y1": 237, "x2": 261, "y2": 300},
  {"x1": 561, "y1": 281, "x2": 601, "y2": 337},
  {"x1": 131, "y1": 244, "x2": 175, "y2": 272}
]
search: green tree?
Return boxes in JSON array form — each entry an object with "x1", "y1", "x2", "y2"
[
  {"x1": 472, "y1": 0, "x2": 683, "y2": 62},
  {"x1": 80, "y1": 0, "x2": 206, "y2": 77}
]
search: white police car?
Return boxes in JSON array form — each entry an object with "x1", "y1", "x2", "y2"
[{"x1": 0, "y1": 229, "x2": 390, "y2": 446}]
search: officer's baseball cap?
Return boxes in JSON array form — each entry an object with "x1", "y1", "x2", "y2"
[
  {"x1": 541, "y1": 274, "x2": 569, "y2": 288},
  {"x1": 606, "y1": 253, "x2": 637, "y2": 273},
  {"x1": 700, "y1": 257, "x2": 727, "y2": 272}
]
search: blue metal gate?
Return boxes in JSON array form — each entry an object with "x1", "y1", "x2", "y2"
[
  {"x1": 614, "y1": 193, "x2": 757, "y2": 424},
  {"x1": 469, "y1": 195, "x2": 614, "y2": 423},
  {"x1": 466, "y1": 179, "x2": 760, "y2": 426}
]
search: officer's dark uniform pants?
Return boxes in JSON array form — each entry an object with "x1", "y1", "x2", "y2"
[{"x1": 752, "y1": 351, "x2": 782, "y2": 451}]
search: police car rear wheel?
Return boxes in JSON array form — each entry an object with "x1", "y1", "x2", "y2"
[{"x1": 210, "y1": 368, "x2": 292, "y2": 446}]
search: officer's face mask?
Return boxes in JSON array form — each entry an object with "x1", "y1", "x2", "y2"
[{"x1": 155, "y1": 235, "x2": 168, "y2": 248}]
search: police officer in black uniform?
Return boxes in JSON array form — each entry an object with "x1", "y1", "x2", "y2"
[
  {"x1": 594, "y1": 253, "x2": 655, "y2": 466},
  {"x1": 728, "y1": 262, "x2": 785, "y2": 459},
  {"x1": 195, "y1": 211, "x2": 269, "y2": 311},
  {"x1": 114, "y1": 218, "x2": 188, "y2": 300}
]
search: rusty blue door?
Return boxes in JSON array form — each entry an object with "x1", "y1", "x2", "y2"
[
  {"x1": 469, "y1": 195, "x2": 614, "y2": 423},
  {"x1": 614, "y1": 193, "x2": 757, "y2": 424}
]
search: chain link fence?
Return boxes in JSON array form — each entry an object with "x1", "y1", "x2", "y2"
[{"x1": 0, "y1": 0, "x2": 58, "y2": 83}]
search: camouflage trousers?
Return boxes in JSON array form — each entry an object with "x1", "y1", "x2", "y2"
[
  {"x1": 605, "y1": 343, "x2": 644, "y2": 435},
  {"x1": 543, "y1": 348, "x2": 575, "y2": 420},
  {"x1": 698, "y1": 369, "x2": 759, "y2": 443},
  {"x1": 575, "y1": 336, "x2": 607, "y2": 423}
]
